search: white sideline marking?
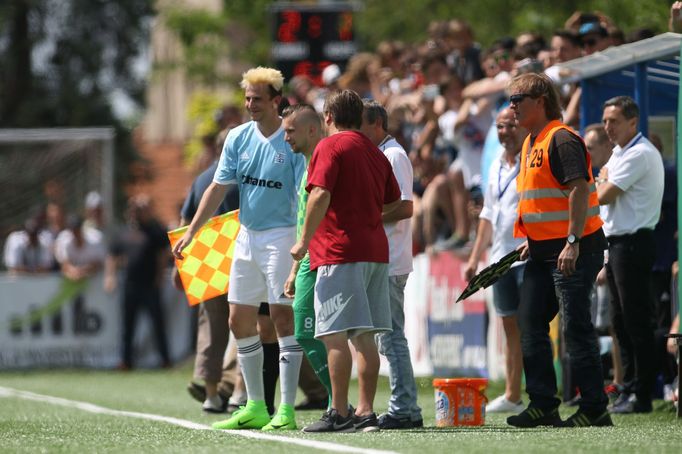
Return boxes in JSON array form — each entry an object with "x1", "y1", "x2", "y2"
[{"x1": 0, "y1": 386, "x2": 397, "y2": 454}]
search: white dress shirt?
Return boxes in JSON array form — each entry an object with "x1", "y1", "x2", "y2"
[
  {"x1": 479, "y1": 149, "x2": 525, "y2": 264},
  {"x1": 601, "y1": 133, "x2": 664, "y2": 236}
]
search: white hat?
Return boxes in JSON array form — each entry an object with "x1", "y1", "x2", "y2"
[
  {"x1": 322, "y1": 64, "x2": 341, "y2": 86},
  {"x1": 85, "y1": 191, "x2": 102, "y2": 209}
]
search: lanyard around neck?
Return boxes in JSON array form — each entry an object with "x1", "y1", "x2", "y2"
[
  {"x1": 378, "y1": 135, "x2": 392, "y2": 150},
  {"x1": 497, "y1": 159, "x2": 520, "y2": 200}
]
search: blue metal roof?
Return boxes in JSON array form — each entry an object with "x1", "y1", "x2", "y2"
[{"x1": 555, "y1": 32, "x2": 681, "y2": 143}]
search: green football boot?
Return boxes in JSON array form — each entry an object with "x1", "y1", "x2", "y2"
[
  {"x1": 262, "y1": 403, "x2": 297, "y2": 431},
  {"x1": 212, "y1": 400, "x2": 270, "y2": 430}
]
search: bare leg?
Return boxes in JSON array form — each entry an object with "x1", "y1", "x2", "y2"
[
  {"x1": 322, "y1": 332, "x2": 352, "y2": 417},
  {"x1": 422, "y1": 174, "x2": 454, "y2": 250},
  {"x1": 502, "y1": 315, "x2": 523, "y2": 403},
  {"x1": 350, "y1": 332, "x2": 380, "y2": 416},
  {"x1": 448, "y1": 169, "x2": 470, "y2": 240},
  {"x1": 257, "y1": 312, "x2": 278, "y2": 342},
  {"x1": 269, "y1": 304, "x2": 295, "y2": 338},
  {"x1": 610, "y1": 327, "x2": 624, "y2": 385}
]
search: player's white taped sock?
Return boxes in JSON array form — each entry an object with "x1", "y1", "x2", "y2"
[
  {"x1": 278, "y1": 335, "x2": 303, "y2": 407},
  {"x1": 236, "y1": 335, "x2": 265, "y2": 402}
]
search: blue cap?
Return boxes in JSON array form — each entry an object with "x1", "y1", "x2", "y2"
[{"x1": 579, "y1": 22, "x2": 607, "y2": 37}]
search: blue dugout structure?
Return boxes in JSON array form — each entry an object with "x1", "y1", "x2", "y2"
[{"x1": 556, "y1": 31, "x2": 682, "y2": 333}]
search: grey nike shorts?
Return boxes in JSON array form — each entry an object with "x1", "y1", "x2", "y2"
[{"x1": 313, "y1": 262, "x2": 392, "y2": 339}]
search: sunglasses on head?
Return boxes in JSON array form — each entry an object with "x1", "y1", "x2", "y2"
[
  {"x1": 509, "y1": 93, "x2": 533, "y2": 105},
  {"x1": 583, "y1": 38, "x2": 598, "y2": 47}
]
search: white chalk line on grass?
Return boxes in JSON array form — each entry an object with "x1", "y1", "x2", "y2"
[{"x1": 0, "y1": 386, "x2": 397, "y2": 454}]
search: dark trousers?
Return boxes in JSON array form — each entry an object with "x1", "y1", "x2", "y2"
[
  {"x1": 122, "y1": 282, "x2": 171, "y2": 368},
  {"x1": 519, "y1": 251, "x2": 607, "y2": 413},
  {"x1": 606, "y1": 229, "x2": 656, "y2": 404}
]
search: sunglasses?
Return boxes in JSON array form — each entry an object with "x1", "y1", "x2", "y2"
[
  {"x1": 509, "y1": 93, "x2": 533, "y2": 105},
  {"x1": 494, "y1": 52, "x2": 511, "y2": 63}
]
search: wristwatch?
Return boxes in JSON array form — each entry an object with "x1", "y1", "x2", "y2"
[{"x1": 567, "y1": 234, "x2": 580, "y2": 245}]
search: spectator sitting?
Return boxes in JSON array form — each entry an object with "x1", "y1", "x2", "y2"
[
  {"x1": 579, "y1": 21, "x2": 611, "y2": 56},
  {"x1": 45, "y1": 202, "x2": 66, "y2": 241},
  {"x1": 84, "y1": 191, "x2": 104, "y2": 233},
  {"x1": 55, "y1": 215, "x2": 106, "y2": 281},
  {"x1": 422, "y1": 76, "x2": 491, "y2": 253},
  {"x1": 3, "y1": 217, "x2": 55, "y2": 274},
  {"x1": 442, "y1": 19, "x2": 484, "y2": 85}
]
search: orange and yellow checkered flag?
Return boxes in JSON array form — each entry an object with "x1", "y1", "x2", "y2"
[{"x1": 167, "y1": 210, "x2": 240, "y2": 306}]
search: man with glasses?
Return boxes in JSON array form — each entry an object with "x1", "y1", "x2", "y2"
[
  {"x1": 578, "y1": 22, "x2": 611, "y2": 56},
  {"x1": 506, "y1": 73, "x2": 611, "y2": 428}
]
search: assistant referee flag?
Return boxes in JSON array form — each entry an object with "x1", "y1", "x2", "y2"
[{"x1": 167, "y1": 210, "x2": 240, "y2": 306}]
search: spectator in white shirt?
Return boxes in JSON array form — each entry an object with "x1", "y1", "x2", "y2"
[
  {"x1": 3, "y1": 217, "x2": 55, "y2": 274},
  {"x1": 55, "y1": 215, "x2": 106, "y2": 281},
  {"x1": 464, "y1": 107, "x2": 527, "y2": 413}
]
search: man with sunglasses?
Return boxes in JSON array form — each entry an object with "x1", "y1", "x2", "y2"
[
  {"x1": 506, "y1": 73, "x2": 611, "y2": 428},
  {"x1": 578, "y1": 22, "x2": 610, "y2": 56}
]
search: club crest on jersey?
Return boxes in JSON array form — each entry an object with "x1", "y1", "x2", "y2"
[{"x1": 273, "y1": 152, "x2": 285, "y2": 164}]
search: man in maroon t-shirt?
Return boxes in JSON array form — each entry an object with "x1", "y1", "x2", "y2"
[{"x1": 291, "y1": 90, "x2": 401, "y2": 433}]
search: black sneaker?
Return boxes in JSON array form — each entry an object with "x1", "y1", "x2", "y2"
[
  {"x1": 353, "y1": 412, "x2": 380, "y2": 432},
  {"x1": 560, "y1": 409, "x2": 613, "y2": 427},
  {"x1": 187, "y1": 382, "x2": 231, "y2": 406},
  {"x1": 187, "y1": 382, "x2": 206, "y2": 403},
  {"x1": 507, "y1": 407, "x2": 562, "y2": 428},
  {"x1": 377, "y1": 413, "x2": 423, "y2": 430},
  {"x1": 302, "y1": 409, "x2": 356, "y2": 433}
]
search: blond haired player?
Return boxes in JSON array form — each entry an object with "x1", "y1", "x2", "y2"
[{"x1": 173, "y1": 67, "x2": 306, "y2": 431}]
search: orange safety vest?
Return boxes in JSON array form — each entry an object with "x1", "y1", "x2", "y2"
[{"x1": 513, "y1": 120, "x2": 602, "y2": 241}]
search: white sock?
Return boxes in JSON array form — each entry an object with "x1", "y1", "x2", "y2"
[
  {"x1": 236, "y1": 335, "x2": 264, "y2": 402},
  {"x1": 278, "y1": 335, "x2": 304, "y2": 407}
]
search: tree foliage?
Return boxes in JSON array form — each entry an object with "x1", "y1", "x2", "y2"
[
  {"x1": 356, "y1": 0, "x2": 672, "y2": 49},
  {"x1": 0, "y1": 0, "x2": 155, "y2": 215},
  {"x1": 0, "y1": 0, "x2": 154, "y2": 127},
  {"x1": 160, "y1": 0, "x2": 672, "y2": 83}
]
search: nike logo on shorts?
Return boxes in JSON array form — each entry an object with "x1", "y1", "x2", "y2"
[{"x1": 317, "y1": 295, "x2": 353, "y2": 332}]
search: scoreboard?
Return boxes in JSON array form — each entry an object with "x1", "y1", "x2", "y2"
[{"x1": 270, "y1": 2, "x2": 358, "y2": 85}]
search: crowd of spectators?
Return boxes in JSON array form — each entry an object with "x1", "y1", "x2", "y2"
[
  {"x1": 285, "y1": 8, "x2": 680, "y2": 258},
  {"x1": 3, "y1": 194, "x2": 106, "y2": 277}
]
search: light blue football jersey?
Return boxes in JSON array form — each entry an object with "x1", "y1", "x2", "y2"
[{"x1": 213, "y1": 121, "x2": 305, "y2": 231}]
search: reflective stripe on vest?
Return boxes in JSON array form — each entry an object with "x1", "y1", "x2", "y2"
[
  {"x1": 519, "y1": 183, "x2": 597, "y2": 201},
  {"x1": 513, "y1": 120, "x2": 603, "y2": 240},
  {"x1": 521, "y1": 205, "x2": 601, "y2": 224}
]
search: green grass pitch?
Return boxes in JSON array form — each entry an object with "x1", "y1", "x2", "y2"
[{"x1": 0, "y1": 362, "x2": 680, "y2": 453}]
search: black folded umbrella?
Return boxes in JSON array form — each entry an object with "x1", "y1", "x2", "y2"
[{"x1": 456, "y1": 249, "x2": 522, "y2": 302}]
